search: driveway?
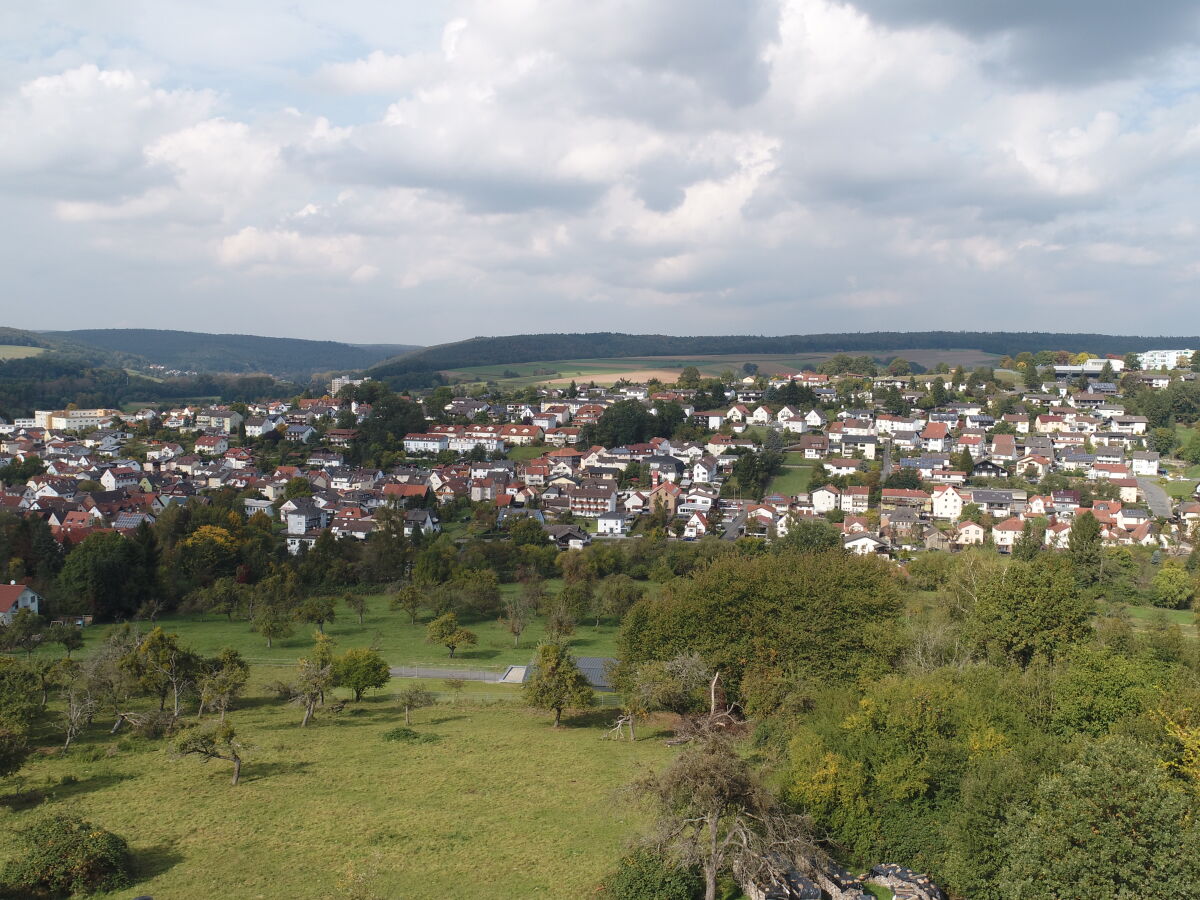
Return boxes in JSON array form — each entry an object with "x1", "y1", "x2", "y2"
[{"x1": 1137, "y1": 477, "x2": 1173, "y2": 518}]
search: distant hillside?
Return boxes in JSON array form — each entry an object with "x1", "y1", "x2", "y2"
[
  {"x1": 48, "y1": 329, "x2": 421, "y2": 379},
  {"x1": 370, "y1": 331, "x2": 1200, "y2": 379}
]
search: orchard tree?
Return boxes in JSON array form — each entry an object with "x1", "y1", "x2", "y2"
[
  {"x1": 390, "y1": 584, "x2": 423, "y2": 625},
  {"x1": 332, "y1": 648, "x2": 391, "y2": 702},
  {"x1": 174, "y1": 721, "x2": 245, "y2": 786},
  {"x1": 291, "y1": 658, "x2": 331, "y2": 727},
  {"x1": 296, "y1": 596, "x2": 336, "y2": 634},
  {"x1": 396, "y1": 685, "x2": 436, "y2": 725},
  {"x1": 524, "y1": 641, "x2": 594, "y2": 728},
  {"x1": 500, "y1": 591, "x2": 535, "y2": 647},
  {"x1": 426, "y1": 613, "x2": 477, "y2": 658},
  {"x1": 344, "y1": 593, "x2": 369, "y2": 626}
]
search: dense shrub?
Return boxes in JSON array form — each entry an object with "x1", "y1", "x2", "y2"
[
  {"x1": 599, "y1": 849, "x2": 701, "y2": 900},
  {"x1": 382, "y1": 727, "x2": 440, "y2": 744},
  {"x1": 1, "y1": 814, "x2": 133, "y2": 896}
]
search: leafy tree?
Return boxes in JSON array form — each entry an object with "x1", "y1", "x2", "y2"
[
  {"x1": 46, "y1": 622, "x2": 84, "y2": 658},
  {"x1": 524, "y1": 641, "x2": 594, "y2": 727},
  {"x1": 600, "y1": 849, "x2": 702, "y2": 900},
  {"x1": 284, "y1": 477, "x2": 312, "y2": 499},
  {"x1": 0, "y1": 725, "x2": 29, "y2": 779},
  {"x1": 1011, "y1": 520, "x2": 1043, "y2": 561},
  {"x1": 344, "y1": 593, "x2": 369, "y2": 626},
  {"x1": 1150, "y1": 427, "x2": 1179, "y2": 456},
  {"x1": 295, "y1": 596, "x2": 336, "y2": 634},
  {"x1": 966, "y1": 556, "x2": 1091, "y2": 666},
  {"x1": 121, "y1": 627, "x2": 199, "y2": 716},
  {"x1": 174, "y1": 720, "x2": 245, "y2": 786},
  {"x1": 396, "y1": 685, "x2": 435, "y2": 725},
  {"x1": 1152, "y1": 564, "x2": 1194, "y2": 609},
  {"x1": 57, "y1": 530, "x2": 154, "y2": 621},
  {"x1": 332, "y1": 648, "x2": 391, "y2": 702},
  {"x1": 632, "y1": 736, "x2": 813, "y2": 900},
  {"x1": 772, "y1": 518, "x2": 841, "y2": 554},
  {"x1": 618, "y1": 550, "x2": 902, "y2": 697},
  {"x1": 1068, "y1": 511, "x2": 1103, "y2": 588},
  {"x1": 390, "y1": 584, "x2": 424, "y2": 625},
  {"x1": 291, "y1": 658, "x2": 331, "y2": 727},
  {"x1": 0, "y1": 814, "x2": 133, "y2": 896},
  {"x1": 426, "y1": 612, "x2": 478, "y2": 658},
  {"x1": 252, "y1": 600, "x2": 294, "y2": 648},
  {"x1": 500, "y1": 590, "x2": 536, "y2": 647},
  {"x1": 196, "y1": 649, "x2": 249, "y2": 721},
  {"x1": 593, "y1": 573, "x2": 645, "y2": 627},
  {"x1": 0, "y1": 608, "x2": 45, "y2": 656},
  {"x1": 1001, "y1": 737, "x2": 1200, "y2": 897}
]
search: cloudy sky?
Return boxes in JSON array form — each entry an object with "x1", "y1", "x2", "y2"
[{"x1": 2, "y1": 1, "x2": 1200, "y2": 344}]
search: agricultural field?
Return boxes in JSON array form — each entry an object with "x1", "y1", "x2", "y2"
[
  {"x1": 442, "y1": 349, "x2": 1003, "y2": 388},
  {"x1": 38, "y1": 581, "x2": 629, "y2": 672},
  {"x1": 0, "y1": 344, "x2": 44, "y2": 360},
  {"x1": 0, "y1": 673, "x2": 671, "y2": 899}
]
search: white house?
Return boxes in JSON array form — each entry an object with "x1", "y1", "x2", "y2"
[
  {"x1": 596, "y1": 512, "x2": 629, "y2": 536},
  {"x1": 811, "y1": 485, "x2": 840, "y2": 514},
  {"x1": 932, "y1": 485, "x2": 966, "y2": 521},
  {"x1": 0, "y1": 583, "x2": 41, "y2": 624}
]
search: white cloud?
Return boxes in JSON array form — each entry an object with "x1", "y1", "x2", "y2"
[{"x1": 1, "y1": 1, "x2": 1199, "y2": 341}]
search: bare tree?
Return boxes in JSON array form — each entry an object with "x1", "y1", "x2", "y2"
[
  {"x1": 61, "y1": 686, "x2": 96, "y2": 751},
  {"x1": 630, "y1": 735, "x2": 814, "y2": 900}
]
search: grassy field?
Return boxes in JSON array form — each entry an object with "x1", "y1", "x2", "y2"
[
  {"x1": 1162, "y1": 479, "x2": 1198, "y2": 499},
  {"x1": 1123, "y1": 603, "x2": 1197, "y2": 638},
  {"x1": 0, "y1": 344, "x2": 45, "y2": 360},
  {"x1": 0, "y1": 673, "x2": 672, "y2": 899},
  {"x1": 443, "y1": 350, "x2": 1003, "y2": 388},
  {"x1": 768, "y1": 465, "x2": 815, "y2": 497},
  {"x1": 45, "y1": 583, "x2": 626, "y2": 671},
  {"x1": 506, "y1": 444, "x2": 548, "y2": 462}
]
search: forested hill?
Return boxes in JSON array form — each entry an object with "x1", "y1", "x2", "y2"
[
  {"x1": 47, "y1": 329, "x2": 420, "y2": 378},
  {"x1": 370, "y1": 331, "x2": 1200, "y2": 377}
]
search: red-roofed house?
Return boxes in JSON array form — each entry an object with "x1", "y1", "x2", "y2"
[{"x1": 0, "y1": 582, "x2": 41, "y2": 624}]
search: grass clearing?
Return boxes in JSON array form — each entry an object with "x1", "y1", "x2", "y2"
[
  {"x1": 0, "y1": 672, "x2": 672, "y2": 899},
  {"x1": 769, "y1": 465, "x2": 815, "y2": 497},
  {"x1": 21, "y1": 580, "x2": 630, "y2": 670},
  {"x1": 1123, "y1": 603, "x2": 1197, "y2": 639},
  {"x1": 0, "y1": 344, "x2": 45, "y2": 360},
  {"x1": 505, "y1": 444, "x2": 548, "y2": 461},
  {"x1": 1162, "y1": 479, "x2": 1198, "y2": 499}
]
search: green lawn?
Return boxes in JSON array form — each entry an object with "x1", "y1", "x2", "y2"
[
  {"x1": 505, "y1": 444, "x2": 548, "y2": 461},
  {"x1": 1162, "y1": 479, "x2": 1198, "y2": 499},
  {"x1": 21, "y1": 581, "x2": 626, "y2": 671},
  {"x1": 0, "y1": 344, "x2": 44, "y2": 360},
  {"x1": 768, "y1": 465, "x2": 814, "y2": 497},
  {"x1": 1123, "y1": 603, "x2": 1197, "y2": 639},
  {"x1": 0, "y1": 672, "x2": 670, "y2": 899}
]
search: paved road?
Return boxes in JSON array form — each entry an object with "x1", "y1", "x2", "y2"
[
  {"x1": 1137, "y1": 477, "x2": 1173, "y2": 518},
  {"x1": 389, "y1": 666, "x2": 502, "y2": 682}
]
